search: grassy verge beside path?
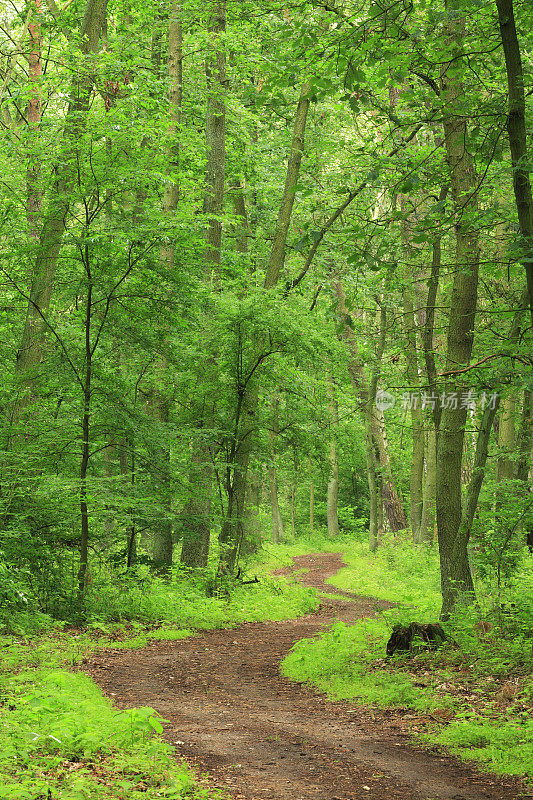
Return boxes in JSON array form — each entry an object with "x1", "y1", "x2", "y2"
[
  {"x1": 0, "y1": 567, "x2": 318, "y2": 800},
  {"x1": 276, "y1": 532, "x2": 533, "y2": 781}
]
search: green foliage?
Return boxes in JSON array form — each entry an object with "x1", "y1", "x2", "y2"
[
  {"x1": 328, "y1": 534, "x2": 442, "y2": 615},
  {"x1": 282, "y1": 618, "x2": 446, "y2": 709},
  {"x1": 471, "y1": 479, "x2": 533, "y2": 589},
  {"x1": 430, "y1": 718, "x2": 533, "y2": 778},
  {"x1": 280, "y1": 537, "x2": 533, "y2": 779},
  {"x1": 0, "y1": 669, "x2": 214, "y2": 799}
]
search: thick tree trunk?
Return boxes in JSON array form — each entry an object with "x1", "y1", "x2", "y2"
[
  {"x1": 437, "y1": 2, "x2": 481, "y2": 618},
  {"x1": 495, "y1": 0, "x2": 533, "y2": 327},
  {"x1": 180, "y1": 443, "x2": 212, "y2": 568},
  {"x1": 14, "y1": 0, "x2": 108, "y2": 409},
  {"x1": 151, "y1": 1, "x2": 183, "y2": 571},
  {"x1": 183, "y1": 1, "x2": 226, "y2": 569}
]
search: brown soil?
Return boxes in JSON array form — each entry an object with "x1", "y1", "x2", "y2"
[{"x1": 83, "y1": 553, "x2": 531, "y2": 800}]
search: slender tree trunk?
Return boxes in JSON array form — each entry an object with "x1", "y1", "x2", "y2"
[
  {"x1": 327, "y1": 375, "x2": 340, "y2": 538},
  {"x1": 455, "y1": 398, "x2": 501, "y2": 565},
  {"x1": 403, "y1": 287, "x2": 425, "y2": 543},
  {"x1": 78, "y1": 253, "x2": 93, "y2": 600},
  {"x1": 516, "y1": 390, "x2": 532, "y2": 551},
  {"x1": 216, "y1": 79, "x2": 311, "y2": 568},
  {"x1": 497, "y1": 395, "x2": 516, "y2": 481},
  {"x1": 420, "y1": 427, "x2": 437, "y2": 545},
  {"x1": 495, "y1": 0, "x2": 533, "y2": 327},
  {"x1": 367, "y1": 417, "x2": 379, "y2": 552},
  {"x1": 309, "y1": 457, "x2": 315, "y2": 531},
  {"x1": 203, "y1": 0, "x2": 226, "y2": 265},
  {"x1": 180, "y1": 441, "x2": 213, "y2": 568},
  {"x1": 268, "y1": 397, "x2": 284, "y2": 544},
  {"x1": 420, "y1": 195, "x2": 446, "y2": 544},
  {"x1": 334, "y1": 278, "x2": 407, "y2": 536},
  {"x1": 264, "y1": 82, "x2": 310, "y2": 289},
  {"x1": 241, "y1": 469, "x2": 261, "y2": 553}
]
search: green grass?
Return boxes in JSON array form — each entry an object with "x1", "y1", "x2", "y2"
[
  {"x1": 0, "y1": 562, "x2": 319, "y2": 799},
  {"x1": 279, "y1": 531, "x2": 533, "y2": 781},
  {"x1": 0, "y1": 669, "x2": 218, "y2": 799}
]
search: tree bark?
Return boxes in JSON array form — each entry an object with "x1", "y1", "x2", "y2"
[
  {"x1": 334, "y1": 279, "x2": 407, "y2": 536},
  {"x1": 151, "y1": 0, "x2": 183, "y2": 571},
  {"x1": 183, "y1": 1, "x2": 226, "y2": 568},
  {"x1": 14, "y1": 0, "x2": 108, "y2": 408},
  {"x1": 403, "y1": 287, "x2": 425, "y2": 543},
  {"x1": 420, "y1": 427, "x2": 437, "y2": 545},
  {"x1": 26, "y1": 0, "x2": 42, "y2": 242},
  {"x1": 437, "y1": 1, "x2": 481, "y2": 617},
  {"x1": 264, "y1": 81, "x2": 310, "y2": 289},
  {"x1": 268, "y1": 397, "x2": 284, "y2": 544},
  {"x1": 497, "y1": 394, "x2": 516, "y2": 481},
  {"x1": 495, "y1": 0, "x2": 533, "y2": 327},
  {"x1": 309, "y1": 457, "x2": 315, "y2": 531},
  {"x1": 217, "y1": 79, "x2": 311, "y2": 569},
  {"x1": 327, "y1": 375, "x2": 340, "y2": 538}
]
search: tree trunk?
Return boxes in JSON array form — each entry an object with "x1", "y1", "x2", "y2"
[
  {"x1": 455, "y1": 399, "x2": 501, "y2": 568},
  {"x1": 180, "y1": 442, "x2": 212, "y2": 568},
  {"x1": 14, "y1": 0, "x2": 108, "y2": 409},
  {"x1": 497, "y1": 394, "x2": 516, "y2": 481},
  {"x1": 309, "y1": 457, "x2": 315, "y2": 531},
  {"x1": 151, "y1": 1, "x2": 183, "y2": 571},
  {"x1": 183, "y1": 1, "x2": 226, "y2": 569},
  {"x1": 516, "y1": 390, "x2": 532, "y2": 551},
  {"x1": 26, "y1": 0, "x2": 42, "y2": 242},
  {"x1": 203, "y1": 0, "x2": 226, "y2": 266},
  {"x1": 264, "y1": 82, "x2": 310, "y2": 289},
  {"x1": 420, "y1": 427, "x2": 437, "y2": 545},
  {"x1": 327, "y1": 375, "x2": 340, "y2": 538},
  {"x1": 437, "y1": 2, "x2": 481, "y2": 618},
  {"x1": 268, "y1": 397, "x2": 284, "y2": 544},
  {"x1": 403, "y1": 287, "x2": 425, "y2": 543},
  {"x1": 495, "y1": 0, "x2": 533, "y2": 327},
  {"x1": 334, "y1": 278, "x2": 407, "y2": 536},
  {"x1": 216, "y1": 79, "x2": 311, "y2": 567}
]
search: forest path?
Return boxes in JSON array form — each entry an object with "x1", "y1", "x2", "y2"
[{"x1": 84, "y1": 553, "x2": 529, "y2": 800}]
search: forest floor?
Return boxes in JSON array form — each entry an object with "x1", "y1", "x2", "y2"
[{"x1": 83, "y1": 553, "x2": 531, "y2": 800}]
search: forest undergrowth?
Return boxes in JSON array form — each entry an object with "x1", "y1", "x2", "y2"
[
  {"x1": 279, "y1": 532, "x2": 533, "y2": 780},
  {"x1": 0, "y1": 560, "x2": 317, "y2": 800}
]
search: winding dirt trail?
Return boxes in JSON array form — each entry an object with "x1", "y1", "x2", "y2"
[{"x1": 84, "y1": 553, "x2": 531, "y2": 800}]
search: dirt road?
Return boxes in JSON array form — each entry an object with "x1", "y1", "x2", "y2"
[{"x1": 84, "y1": 553, "x2": 530, "y2": 800}]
